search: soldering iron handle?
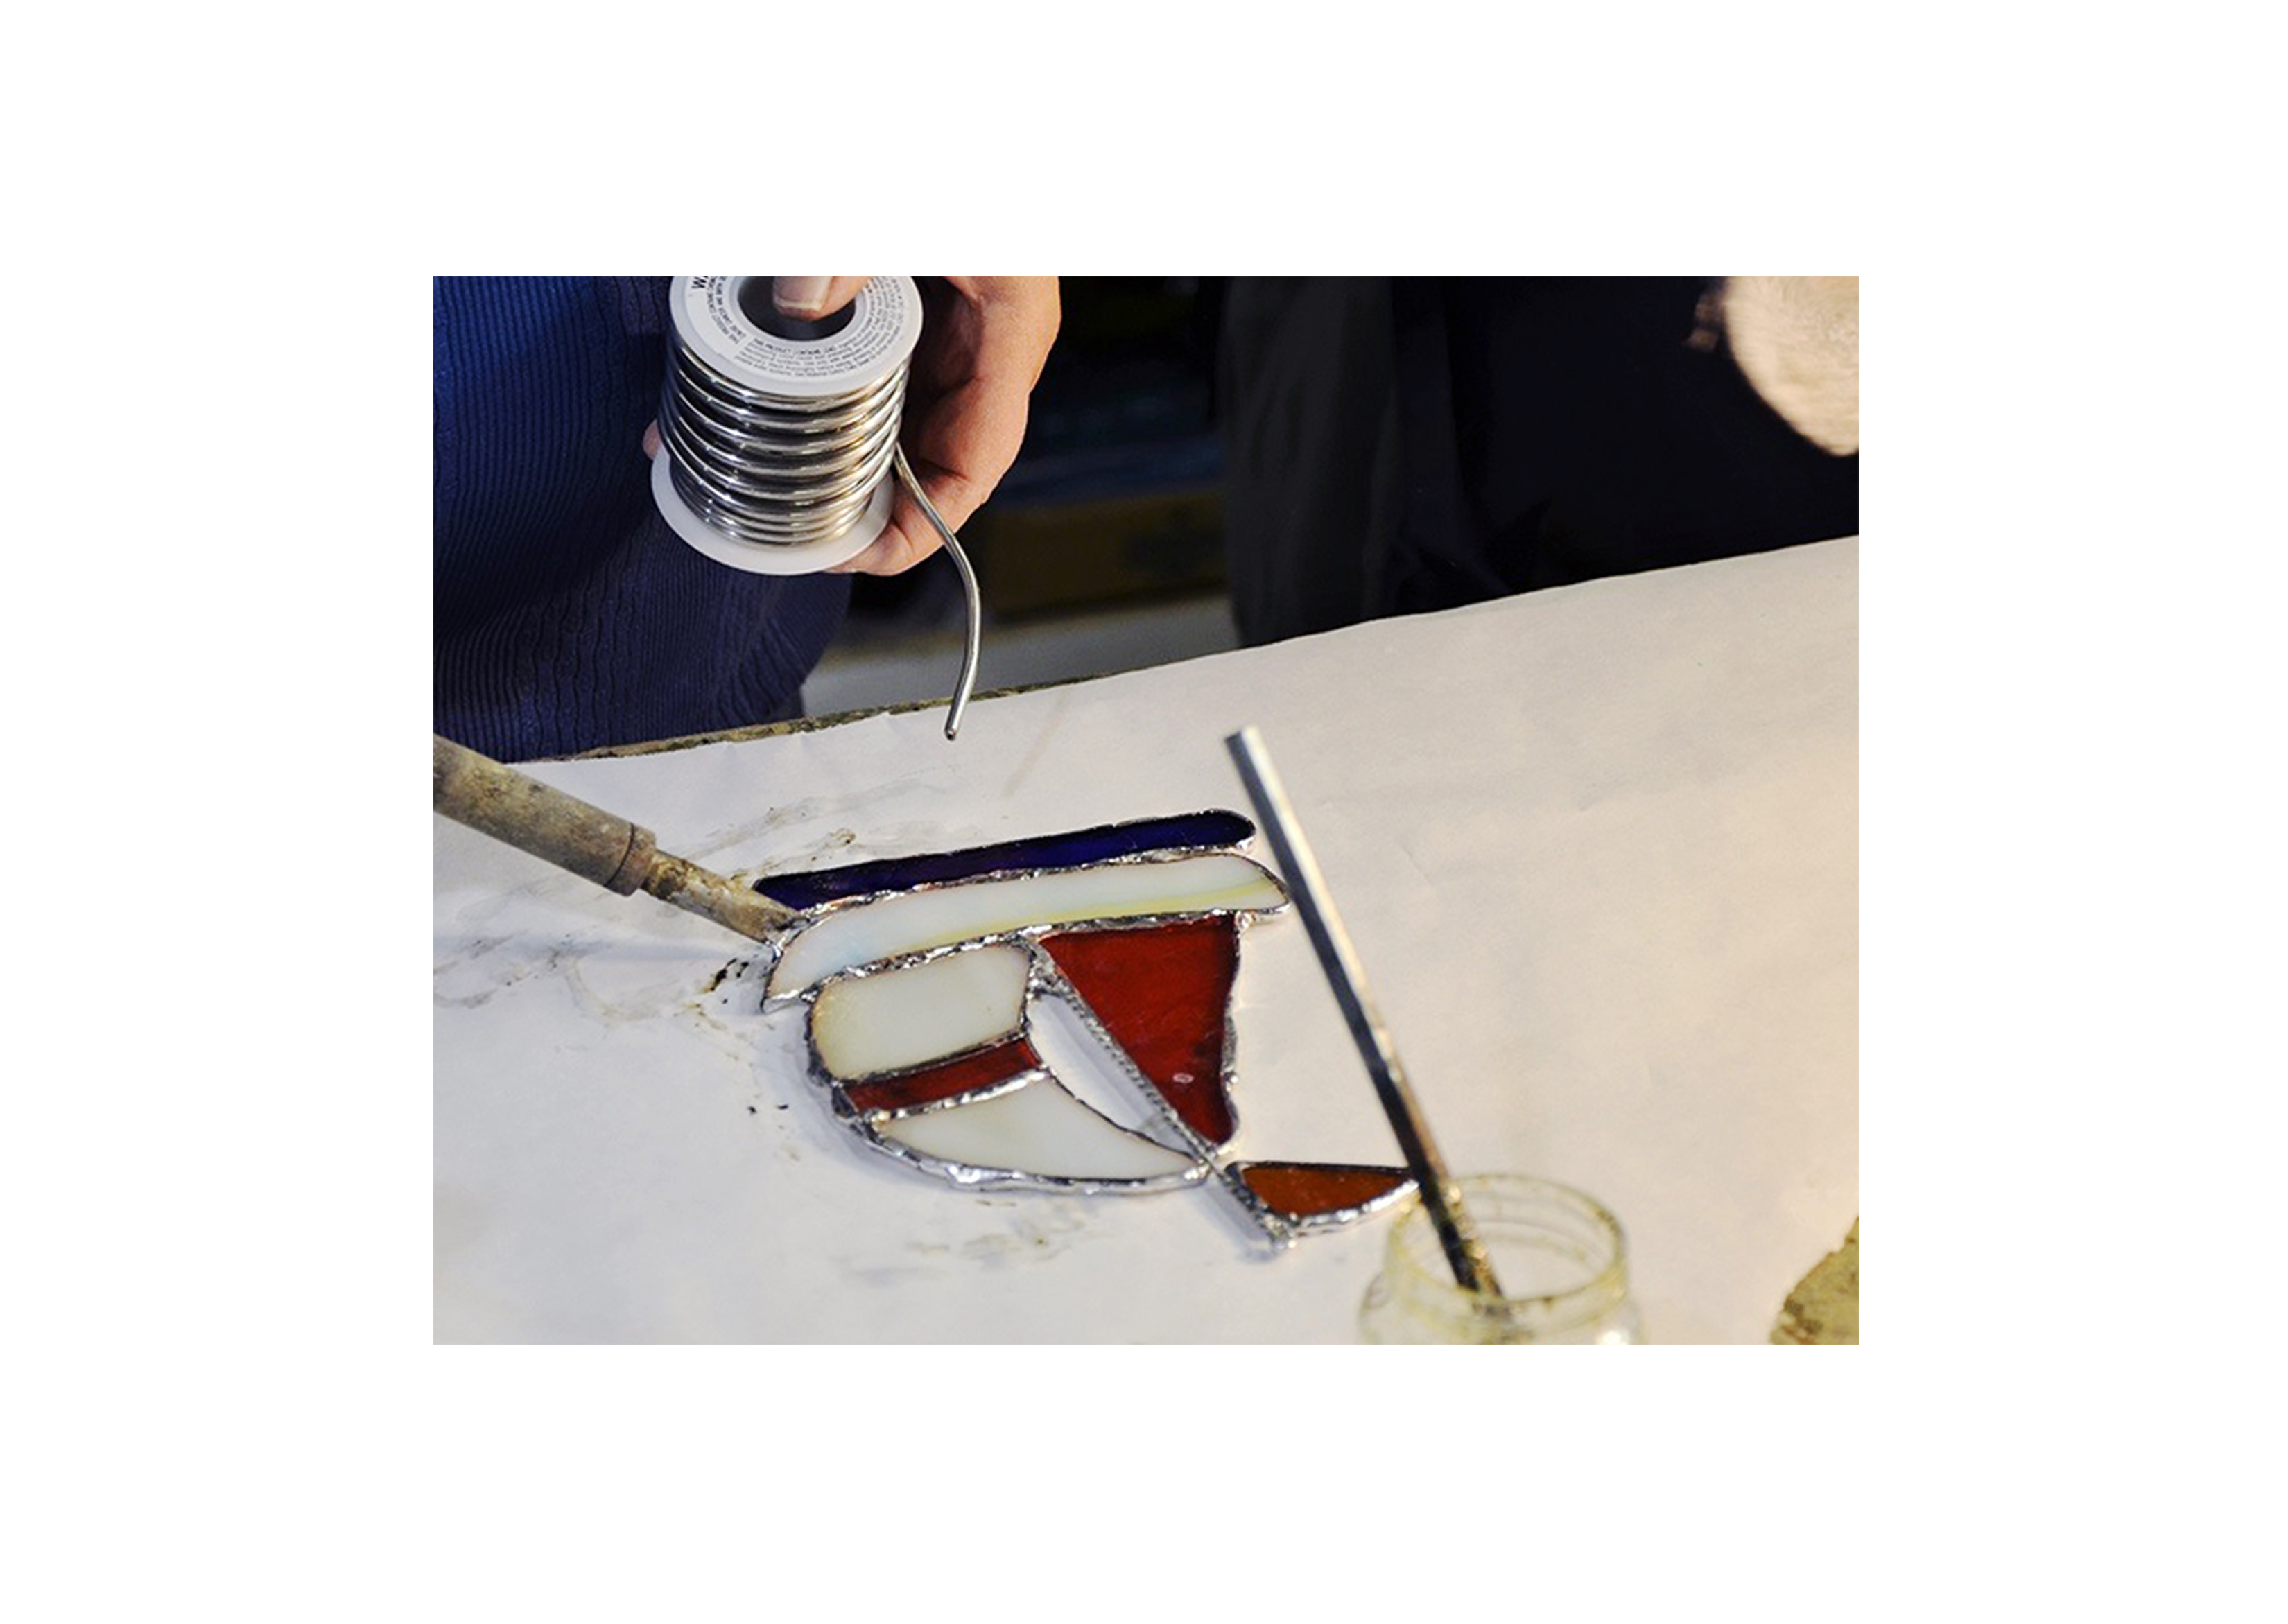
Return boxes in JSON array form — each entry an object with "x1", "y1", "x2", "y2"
[
  {"x1": 432, "y1": 734, "x2": 661, "y2": 893},
  {"x1": 431, "y1": 735, "x2": 795, "y2": 942}
]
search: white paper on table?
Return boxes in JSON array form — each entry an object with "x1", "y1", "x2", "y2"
[{"x1": 434, "y1": 539, "x2": 1857, "y2": 1343}]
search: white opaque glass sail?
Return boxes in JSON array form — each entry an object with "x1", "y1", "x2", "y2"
[
  {"x1": 768, "y1": 855, "x2": 1287, "y2": 997},
  {"x1": 811, "y1": 944, "x2": 1030, "y2": 1079},
  {"x1": 875, "y1": 1077, "x2": 1204, "y2": 1185}
]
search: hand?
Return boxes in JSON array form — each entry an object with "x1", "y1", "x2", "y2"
[
  {"x1": 643, "y1": 276, "x2": 1061, "y2": 575},
  {"x1": 847, "y1": 275, "x2": 1059, "y2": 575}
]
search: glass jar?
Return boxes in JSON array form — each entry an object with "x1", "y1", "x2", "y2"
[{"x1": 1359, "y1": 1175, "x2": 1643, "y2": 1343}]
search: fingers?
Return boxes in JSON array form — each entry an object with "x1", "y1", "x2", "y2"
[
  {"x1": 826, "y1": 431, "x2": 1008, "y2": 577},
  {"x1": 826, "y1": 457, "x2": 980, "y2": 576},
  {"x1": 641, "y1": 419, "x2": 661, "y2": 460},
  {"x1": 772, "y1": 276, "x2": 871, "y2": 319},
  {"x1": 829, "y1": 513, "x2": 941, "y2": 576}
]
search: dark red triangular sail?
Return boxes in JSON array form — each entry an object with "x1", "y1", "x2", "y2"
[{"x1": 1041, "y1": 917, "x2": 1239, "y2": 1146}]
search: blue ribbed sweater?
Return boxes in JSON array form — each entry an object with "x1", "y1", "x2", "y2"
[{"x1": 433, "y1": 277, "x2": 849, "y2": 760}]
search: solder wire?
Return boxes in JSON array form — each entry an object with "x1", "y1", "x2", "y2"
[
  {"x1": 659, "y1": 339, "x2": 908, "y2": 547},
  {"x1": 659, "y1": 304, "x2": 983, "y2": 740},
  {"x1": 892, "y1": 443, "x2": 982, "y2": 740}
]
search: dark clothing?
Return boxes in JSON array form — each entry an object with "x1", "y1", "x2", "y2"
[
  {"x1": 433, "y1": 277, "x2": 847, "y2": 760},
  {"x1": 1217, "y1": 277, "x2": 1403, "y2": 645},
  {"x1": 1220, "y1": 277, "x2": 1858, "y2": 645}
]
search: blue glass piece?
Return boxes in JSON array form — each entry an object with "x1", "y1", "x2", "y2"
[{"x1": 754, "y1": 810, "x2": 1258, "y2": 909}]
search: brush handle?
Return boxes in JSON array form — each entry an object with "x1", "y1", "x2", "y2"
[{"x1": 432, "y1": 735, "x2": 795, "y2": 943}]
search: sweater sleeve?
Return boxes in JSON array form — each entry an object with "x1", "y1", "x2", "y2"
[{"x1": 433, "y1": 275, "x2": 848, "y2": 760}]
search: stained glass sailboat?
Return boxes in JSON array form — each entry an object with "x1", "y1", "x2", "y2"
[{"x1": 755, "y1": 812, "x2": 1414, "y2": 1247}]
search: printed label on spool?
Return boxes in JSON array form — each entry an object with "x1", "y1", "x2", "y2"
[{"x1": 670, "y1": 275, "x2": 921, "y2": 397}]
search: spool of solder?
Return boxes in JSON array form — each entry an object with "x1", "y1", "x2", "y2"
[{"x1": 651, "y1": 274, "x2": 980, "y2": 736}]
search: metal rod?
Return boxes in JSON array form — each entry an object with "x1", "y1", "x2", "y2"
[
  {"x1": 894, "y1": 444, "x2": 982, "y2": 741},
  {"x1": 1224, "y1": 726, "x2": 1502, "y2": 1297}
]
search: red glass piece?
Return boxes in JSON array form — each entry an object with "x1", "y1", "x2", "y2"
[
  {"x1": 1238, "y1": 1161, "x2": 1413, "y2": 1221},
  {"x1": 842, "y1": 1037, "x2": 1041, "y2": 1117},
  {"x1": 1043, "y1": 918, "x2": 1239, "y2": 1146}
]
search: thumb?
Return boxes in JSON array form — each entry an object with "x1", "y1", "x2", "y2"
[{"x1": 772, "y1": 276, "x2": 871, "y2": 319}]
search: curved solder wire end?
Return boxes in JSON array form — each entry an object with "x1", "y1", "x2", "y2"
[{"x1": 892, "y1": 442, "x2": 982, "y2": 741}]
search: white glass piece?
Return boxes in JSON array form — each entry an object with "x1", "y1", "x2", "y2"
[
  {"x1": 811, "y1": 945, "x2": 1030, "y2": 1080},
  {"x1": 1023, "y1": 990, "x2": 1186, "y2": 1151},
  {"x1": 769, "y1": 855, "x2": 1285, "y2": 997},
  {"x1": 874, "y1": 1076, "x2": 1203, "y2": 1183}
]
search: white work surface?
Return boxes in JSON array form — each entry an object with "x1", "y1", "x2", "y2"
[{"x1": 434, "y1": 538, "x2": 1857, "y2": 1343}]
